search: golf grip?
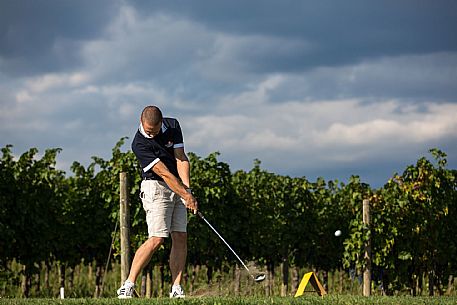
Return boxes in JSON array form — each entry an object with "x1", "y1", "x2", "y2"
[{"x1": 197, "y1": 211, "x2": 253, "y2": 277}]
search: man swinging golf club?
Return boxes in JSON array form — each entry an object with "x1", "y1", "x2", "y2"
[{"x1": 117, "y1": 105, "x2": 198, "y2": 299}]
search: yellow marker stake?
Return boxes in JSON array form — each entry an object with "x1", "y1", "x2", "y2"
[{"x1": 294, "y1": 272, "x2": 327, "y2": 297}]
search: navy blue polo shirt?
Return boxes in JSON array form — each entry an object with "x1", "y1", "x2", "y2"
[{"x1": 131, "y1": 117, "x2": 184, "y2": 181}]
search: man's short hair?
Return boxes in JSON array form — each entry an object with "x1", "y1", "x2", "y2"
[{"x1": 141, "y1": 106, "x2": 163, "y2": 125}]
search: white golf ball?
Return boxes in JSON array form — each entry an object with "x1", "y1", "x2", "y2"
[{"x1": 334, "y1": 230, "x2": 342, "y2": 237}]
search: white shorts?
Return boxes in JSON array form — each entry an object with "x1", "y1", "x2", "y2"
[{"x1": 140, "y1": 180, "x2": 187, "y2": 238}]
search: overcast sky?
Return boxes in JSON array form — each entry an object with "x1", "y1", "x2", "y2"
[{"x1": 1, "y1": 0, "x2": 456, "y2": 188}]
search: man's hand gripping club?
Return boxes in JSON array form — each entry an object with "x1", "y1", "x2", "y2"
[{"x1": 182, "y1": 189, "x2": 198, "y2": 214}]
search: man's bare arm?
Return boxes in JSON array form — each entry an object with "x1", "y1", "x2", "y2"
[
  {"x1": 174, "y1": 147, "x2": 190, "y2": 188},
  {"x1": 152, "y1": 160, "x2": 197, "y2": 213}
]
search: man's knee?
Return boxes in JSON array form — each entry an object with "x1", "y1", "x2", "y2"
[
  {"x1": 171, "y1": 232, "x2": 187, "y2": 244},
  {"x1": 145, "y1": 236, "x2": 165, "y2": 248}
]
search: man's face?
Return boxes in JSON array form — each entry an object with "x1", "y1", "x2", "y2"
[{"x1": 142, "y1": 120, "x2": 162, "y2": 138}]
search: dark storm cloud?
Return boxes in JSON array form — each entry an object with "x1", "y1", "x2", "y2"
[
  {"x1": 0, "y1": 0, "x2": 118, "y2": 76},
  {"x1": 263, "y1": 53, "x2": 457, "y2": 102},
  {"x1": 130, "y1": 0, "x2": 457, "y2": 72},
  {"x1": 3, "y1": 0, "x2": 456, "y2": 79}
]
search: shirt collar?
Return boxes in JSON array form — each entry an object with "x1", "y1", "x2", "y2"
[
  {"x1": 139, "y1": 123, "x2": 151, "y2": 138},
  {"x1": 139, "y1": 122, "x2": 168, "y2": 138}
]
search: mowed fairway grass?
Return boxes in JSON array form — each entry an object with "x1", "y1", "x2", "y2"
[{"x1": 1, "y1": 296, "x2": 457, "y2": 305}]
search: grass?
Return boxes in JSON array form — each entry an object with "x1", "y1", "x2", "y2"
[{"x1": 1, "y1": 296, "x2": 457, "y2": 305}]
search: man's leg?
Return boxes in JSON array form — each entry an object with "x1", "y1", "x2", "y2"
[
  {"x1": 127, "y1": 236, "x2": 164, "y2": 283},
  {"x1": 170, "y1": 232, "x2": 187, "y2": 285}
]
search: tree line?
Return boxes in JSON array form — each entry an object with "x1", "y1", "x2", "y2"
[{"x1": 0, "y1": 139, "x2": 456, "y2": 297}]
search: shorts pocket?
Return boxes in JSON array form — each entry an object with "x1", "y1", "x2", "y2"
[{"x1": 141, "y1": 181, "x2": 163, "y2": 211}]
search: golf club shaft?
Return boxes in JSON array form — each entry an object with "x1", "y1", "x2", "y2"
[{"x1": 197, "y1": 211, "x2": 252, "y2": 277}]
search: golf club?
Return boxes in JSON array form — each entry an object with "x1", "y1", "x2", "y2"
[{"x1": 197, "y1": 211, "x2": 266, "y2": 283}]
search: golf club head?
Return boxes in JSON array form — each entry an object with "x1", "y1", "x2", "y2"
[{"x1": 254, "y1": 273, "x2": 266, "y2": 282}]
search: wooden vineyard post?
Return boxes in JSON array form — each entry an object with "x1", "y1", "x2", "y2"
[
  {"x1": 120, "y1": 172, "x2": 131, "y2": 283},
  {"x1": 363, "y1": 199, "x2": 371, "y2": 296}
]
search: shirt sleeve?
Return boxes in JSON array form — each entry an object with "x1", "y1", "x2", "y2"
[
  {"x1": 132, "y1": 140, "x2": 160, "y2": 173},
  {"x1": 173, "y1": 120, "x2": 184, "y2": 149}
]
